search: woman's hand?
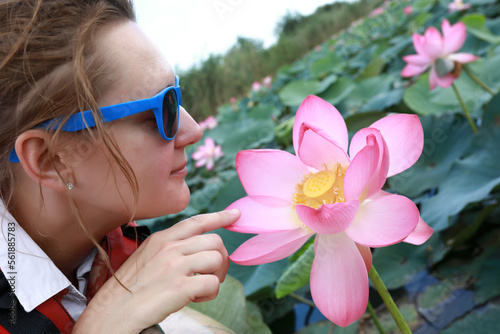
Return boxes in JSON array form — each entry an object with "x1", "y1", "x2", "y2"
[{"x1": 73, "y1": 209, "x2": 240, "y2": 334}]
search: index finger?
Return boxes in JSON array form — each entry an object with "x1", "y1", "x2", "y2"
[{"x1": 161, "y1": 209, "x2": 241, "y2": 241}]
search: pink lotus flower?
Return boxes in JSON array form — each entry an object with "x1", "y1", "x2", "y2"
[
  {"x1": 191, "y1": 137, "x2": 224, "y2": 170},
  {"x1": 251, "y1": 81, "x2": 262, "y2": 92},
  {"x1": 370, "y1": 7, "x2": 384, "y2": 17},
  {"x1": 448, "y1": 0, "x2": 470, "y2": 12},
  {"x1": 262, "y1": 75, "x2": 272, "y2": 88},
  {"x1": 403, "y1": 6, "x2": 413, "y2": 15},
  {"x1": 199, "y1": 115, "x2": 218, "y2": 130},
  {"x1": 226, "y1": 96, "x2": 433, "y2": 327},
  {"x1": 401, "y1": 19, "x2": 478, "y2": 90}
]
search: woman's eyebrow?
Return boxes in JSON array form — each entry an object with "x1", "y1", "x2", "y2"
[{"x1": 154, "y1": 80, "x2": 176, "y2": 95}]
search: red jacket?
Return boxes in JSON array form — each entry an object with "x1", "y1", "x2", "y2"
[{"x1": 0, "y1": 224, "x2": 149, "y2": 334}]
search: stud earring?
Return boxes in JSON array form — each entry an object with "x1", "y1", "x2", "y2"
[{"x1": 67, "y1": 182, "x2": 74, "y2": 190}]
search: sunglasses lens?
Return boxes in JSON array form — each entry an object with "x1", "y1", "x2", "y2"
[{"x1": 163, "y1": 89, "x2": 178, "y2": 138}]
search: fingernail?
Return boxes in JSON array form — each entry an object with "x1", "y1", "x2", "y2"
[{"x1": 226, "y1": 209, "x2": 240, "y2": 215}]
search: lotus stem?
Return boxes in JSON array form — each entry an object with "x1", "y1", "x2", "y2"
[
  {"x1": 367, "y1": 301, "x2": 386, "y2": 334},
  {"x1": 368, "y1": 265, "x2": 412, "y2": 334},
  {"x1": 463, "y1": 65, "x2": 496, "y2": 95},
  {"x1": 451, "y1": 82, "x2": 478, "y2": 133},
  {"x1": 289, "y1": 292, "x2": 316, "y2": 308}
]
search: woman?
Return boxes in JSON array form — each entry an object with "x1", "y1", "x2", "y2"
[{"x1": 0, "y1": 0, "x2": 239, "y2": 332}]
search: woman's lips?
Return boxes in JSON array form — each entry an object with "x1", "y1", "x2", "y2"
[{"x1": 171, "y1": 162, "x2": 187, "y2": 175}]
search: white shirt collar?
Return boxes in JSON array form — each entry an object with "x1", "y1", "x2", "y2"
[{"x1": 0, "y1": 202, "x2": 95, "y2": 314}]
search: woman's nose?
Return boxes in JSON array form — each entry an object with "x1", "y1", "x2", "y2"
[{"x1": 174, "y1": 106, "x2": 203, "y2": 147}]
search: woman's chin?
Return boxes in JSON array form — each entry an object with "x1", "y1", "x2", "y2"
[{"x1": 134, "y1": 189, "x2": 191, "y2": 221}]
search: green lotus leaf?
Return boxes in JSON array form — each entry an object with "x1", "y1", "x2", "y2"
[
  {"x1": 310, "y1": 53, "x2": 345, "y2": 78},
  {"x1": 275, "y1": 243, "x2": 314, "y2": 299},
  {"x1": 462, "y1": 13, "x2": 500, "y2": 44},
  {"x1": 318, "y1": 77, "x2": 356, "y2": 106},
  {"x1": 440, "y1": 302, "x2": 500, "y2": 334},
  {"x1": 420, "y1": 96, "x2": 500, "y2": 231},
  {"x1": 279, "y1": 80, "x2": 322, "y2": 106},
  {"x1": 189, "y1": 275, "x2": 272, "y2": 334}
]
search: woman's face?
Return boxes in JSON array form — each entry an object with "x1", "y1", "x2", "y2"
[{"x1": 71, "y1": 21, "x2": 202, "y2": 224}]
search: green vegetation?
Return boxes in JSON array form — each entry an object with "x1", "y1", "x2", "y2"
[{"x1": 179, "y1": 0, "x2": 382, "y2": 120}]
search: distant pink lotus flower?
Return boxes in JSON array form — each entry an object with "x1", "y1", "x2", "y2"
[
  {"x1": 403, "y1": 6, "x2": 413, "y2": 15},
  {"x1": 199, "y1": 115, "x2": 218, "y2": 130},
  {"x1": 226, "y1": 96, "x2": 433, "y2": 327},
  {"x1": 401, "y1": 19, "x2": 478, "y2": 90},
  {"x1": 370, "y1": 7, "x2": 384, "y2": 17},
  {"x1": 230, "y1": 97, "x2": 237, "y2": 105},
  {"x1": 449, "y1": 0, "x2": 470, "y2": 12},
  {"x1": 251, "y1": 81, "x2": 262, "y2": 92},
  {"x1": 262, "y1": 75, "x2": 272, "y2": 88},
  {"x1": 191, "y1": 137, "x2": 224, "y2": 170}
]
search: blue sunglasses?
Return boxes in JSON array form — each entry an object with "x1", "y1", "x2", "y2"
[{"x1": 9, "y1": 76, "x2": 181, "y2": 163}]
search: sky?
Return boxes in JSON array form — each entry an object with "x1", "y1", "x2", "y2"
[{"x1": 135, "y1": 0, "x2": 343, "y2": 71}]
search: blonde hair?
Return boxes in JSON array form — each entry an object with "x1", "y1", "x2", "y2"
[{"x1": 0, "y1": 0, "x2": 140, "y2": 284}]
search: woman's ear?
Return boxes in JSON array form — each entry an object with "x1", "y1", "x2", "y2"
[{"x1": 14, "y1": 130, "x2": 73, "y2": 192}]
